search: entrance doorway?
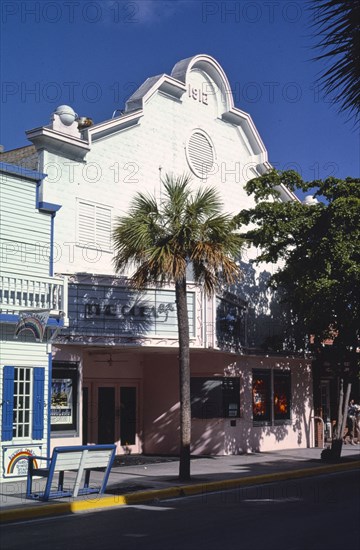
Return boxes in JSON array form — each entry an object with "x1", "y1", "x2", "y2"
[{"x1": 83, "y1": 382, "x2": 140, "y2": 454}]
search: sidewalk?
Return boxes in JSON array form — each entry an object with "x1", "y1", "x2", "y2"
[{"x1": 1, "y1": 446, "x2": 359, "y2": 522}]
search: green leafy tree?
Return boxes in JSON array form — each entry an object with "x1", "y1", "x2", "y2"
[
  {"x1": 235, "y1": 170, "x2": 360, "y2": 350},
  {"x1": 113, "y1": 174, "x2": 243, "y2": 480},
  {"x1": 235, "y1": 170, "x2": 360, "y2": 457},
  {"x1": 311, "y1": 0, "x2": 360, "y2": 124}
]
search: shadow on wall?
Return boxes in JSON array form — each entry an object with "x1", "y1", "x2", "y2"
[
  {"x1": 226, "y1": 261, "x2": 301, "y2": 353},
  {"x1": 146, "y1": 357, "x2": 313, "y2": 456},
  {"x1": 290, "y1": 360, "x2": 314, "y2": 448},
  {"x1": 191, "y1": 358, "x2": 313, "y2": 455},
  {"x1": 192, "y1": 419, "x2": 225, "y2": 455},
  {"x1": 146, "y1": 402, "x2": 181, "y2": 455},
  {"x1": 235, "y1": 362, "x2": 313, "y2": 453},
  {"x1": 144, "y1": 365, "x2": 228, "y2": 456},
  {"x1": 56, "y1": 280, "x2": 158, "y2": 345}
]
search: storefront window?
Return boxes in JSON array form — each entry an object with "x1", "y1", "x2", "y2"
[
  {"x1": 274, "y1": 371, "x2": 291, "y2": 421},
  {"x1": 191, "y1": 377, "x2": 240, "y2": 419},
  {"x1": 252, "y1": 370, "x2": 271, "y2": 423},
  {"x1": 252, "y1": 369, "x2": 291, "y2": 424},
  {"x1": 51, "y1": 363, "x2": 78, "y2": 433}
]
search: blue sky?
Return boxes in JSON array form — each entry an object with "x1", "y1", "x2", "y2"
[{"x1": 1, "y1": 0, "x2": 359, "y2": 185}]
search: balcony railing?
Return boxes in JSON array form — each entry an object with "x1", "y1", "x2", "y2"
[{"x1": 0, "y1": 273, "x2": 68, "y2": 316}]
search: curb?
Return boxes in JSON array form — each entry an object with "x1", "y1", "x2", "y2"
[{"x1": 1, "y1": 460, "x2": 359, "y2": 523}]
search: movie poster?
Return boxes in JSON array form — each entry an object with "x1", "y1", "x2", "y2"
[{"x1": 51, "y1": 378, "x2": 73, "y2": 425}]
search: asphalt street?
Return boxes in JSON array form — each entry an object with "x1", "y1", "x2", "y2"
[{"x1": 1, "y1": 470, "x2": 359, "y2": 550}]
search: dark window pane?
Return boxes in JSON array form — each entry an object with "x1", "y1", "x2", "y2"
[
  {"x1": 191, "y1": 378, "x2": 223, "y2": 418},
  {"x1": 274, "y1": 371, "x2": 291, "y2": 421},
  {"x1": 191, "y1": 377, "x2": 240, "y2": 419},
  {"x1": 252, "y1": 370, "x2": 271, "y2": 422},
  {"x1": 120, "y1": 387, "x2": 136, "y2": 446},
  {"x1": 82, "y1": 387, "x2": 88, "y2": 445},
  {"x1": 98, "y1": 387, "x2": 115, "y2": 444}
]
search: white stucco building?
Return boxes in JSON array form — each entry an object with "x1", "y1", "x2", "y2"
[{"x1": 1, "y1": 55, "x2": 314, "y2": 459}]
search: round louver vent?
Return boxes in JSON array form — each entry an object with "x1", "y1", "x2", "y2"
[{"x1": 186, "y1": 131, "x2": 215, "y2": 178}]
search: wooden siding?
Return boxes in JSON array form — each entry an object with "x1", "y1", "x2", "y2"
[{"x1": 0, "y1": 172, "x2": 51, "y2": 277}]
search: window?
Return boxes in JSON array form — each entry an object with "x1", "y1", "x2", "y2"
[
  {"x1": 1, "y1": 366, "x2": 45, "y2": 441},
  {"x1": 51, "y1": 363, "x2": 78, "y2": 433},
  {"x1": 191, "y1": 377, "x2": 240, "y2": 419},
  {"x1": 77, "y1": 200, "x2": 112, "y2": 251},
  {"x1": 186, "y1": 130, "x2": 215, "y2": 178},
  {"x1": 273, "y1": 371, "x2": 291, "y2": 421},
  {"x1": 252, "y1": 369, "x2": 291, "y2": 425},
  {"x1": 216, "y1": 295, "x2": 246, "y2": 352},
  {"x1": 13, "y1": 368, "x2": 32, "y2": 438},
  {"x1": 252, "y1": 370, "x2": 271, "y2": 423}
]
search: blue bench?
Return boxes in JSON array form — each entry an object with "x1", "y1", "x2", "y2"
[{"x1": 26, "y1": 444, "x2": 116, "y2": 501}]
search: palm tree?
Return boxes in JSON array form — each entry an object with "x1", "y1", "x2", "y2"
[
  {"x1": 311, "y1": 0, "x2": 360, "y2": 124},
  {"x1": 113, "y1": 174, "x2": 243, "y2": 480}
]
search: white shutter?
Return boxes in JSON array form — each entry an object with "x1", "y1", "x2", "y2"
[{"x1": 78, "y1": 201, "x2": 112, "y2": 251}]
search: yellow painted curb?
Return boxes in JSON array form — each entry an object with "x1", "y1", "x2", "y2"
[
  {"x1": 0, "y1": 502, "x2": 72, "y2": 522},
  {"x1": 69, "y1": 486, "x2": 180, "y2": 512},
  {"x1": 182, "y1": 460, "x2": 360, "y2": 496},
  {"x1": 1, "y1": 460, "x2": 359, "y2": 523}
]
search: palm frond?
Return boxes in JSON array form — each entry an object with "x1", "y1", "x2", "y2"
[
  {"x1": 187, "y1": 186, "x2": 223, "y2": 221},
  {"x1": 310, "y1": 0, "x2": 360, "y2": 123},
  {"x1": 113, "y1": 173, "x2": 243, "y2": 292}
]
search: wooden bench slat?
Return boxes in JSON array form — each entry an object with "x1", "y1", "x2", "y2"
[
  {"x1": 82, "y1": 452, "x2": 114, "y2": 468},
  {"x1": 53, "y1": 454, "x2": 83, "y2": 470}
]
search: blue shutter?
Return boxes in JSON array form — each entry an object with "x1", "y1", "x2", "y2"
[
  {"x1": 32, "y1": 367, "x2": 45, "y2": 440},
  {"x1": 2, "y1": 366, "x2": 14, "y2": 441}
]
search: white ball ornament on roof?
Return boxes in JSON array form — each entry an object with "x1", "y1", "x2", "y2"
[{"x1": 54, "y1": 105, "x2": 78, "y2": 126}]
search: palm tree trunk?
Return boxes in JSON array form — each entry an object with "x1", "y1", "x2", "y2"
[
  {"x1": 334, "y1": 379, "x2": 344, "y2": 439},
  {"x1": 339, "y1": 383, "x2": 352, "y2": 441},
  {"x1": 175, "y1": 276, "x2": 191, "y2": 481}
]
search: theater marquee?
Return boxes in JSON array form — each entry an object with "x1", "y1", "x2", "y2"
[{"x1": 65, "y1": 284, "x2": 196, "y2": 338}]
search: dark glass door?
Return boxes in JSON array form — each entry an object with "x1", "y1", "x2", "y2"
[
  {"x1": 82, "y1": 387, "x2": 88, "y2": 445},
  {"x1": 98, "y1": 387, "x2": 115, "y2": 443},
  {"x1": 120, "y1": 387, "x2": 136, "y2": 445}
]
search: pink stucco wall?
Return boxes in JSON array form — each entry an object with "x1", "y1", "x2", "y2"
[
  {"x1": 143, "y1": 352, "x2": 313, "y2": 455},
  {"x1": 51, "y1": 346, "x2": 313, "y2": 456}
]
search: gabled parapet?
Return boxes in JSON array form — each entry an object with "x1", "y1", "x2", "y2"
[
  {"x1": 124, "y1": 54, "x2": 268, "y2": 161},
  {"x1": 25, "y1": 55, "x2": 271, "y2": 168}
]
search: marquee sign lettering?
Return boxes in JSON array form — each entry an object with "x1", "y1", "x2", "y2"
[{"x1": 85, "y1": 302, "x2": 175, "y2": 322}]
